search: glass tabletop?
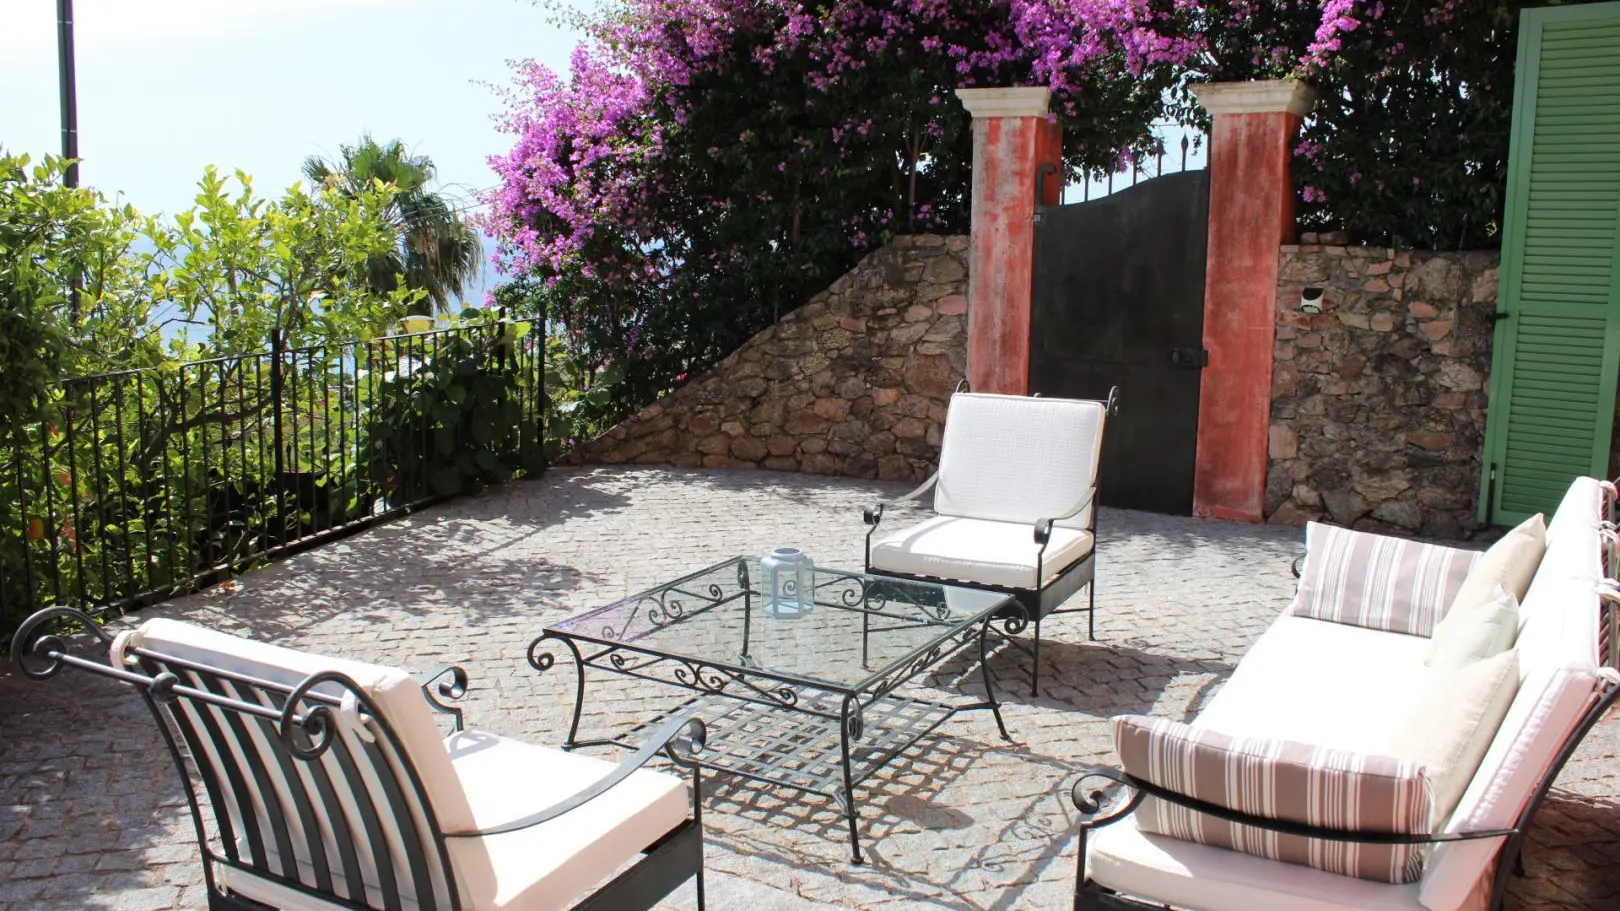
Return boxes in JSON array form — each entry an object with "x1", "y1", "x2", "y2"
[{"x1": 546, "y1": 557, "x2": 1015, "y2": 693}]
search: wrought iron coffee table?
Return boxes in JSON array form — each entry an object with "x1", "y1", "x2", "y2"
[{"x1": 528, "y1": 556, "x2": 1024, "y2": 863}]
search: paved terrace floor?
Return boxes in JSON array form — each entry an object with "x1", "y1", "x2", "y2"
[{"x1": 2, "y1": 467, "x2": 1618, "y2": 911}]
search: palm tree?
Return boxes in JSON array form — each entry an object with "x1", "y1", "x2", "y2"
[{"x1": 303, "y1": 136, "x2": 482, "y2": 315}]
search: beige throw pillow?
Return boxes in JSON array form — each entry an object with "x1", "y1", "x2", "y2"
[
  {"x1": 1434, "y1": 514, "x2": 1546, "y2": 632},
  {"x1": 1426, "y1": 586, "x2": 1519, "y2": 669},
  {"x1": 1383, "y1": 649, "x2": 1520, "y2": 824}
]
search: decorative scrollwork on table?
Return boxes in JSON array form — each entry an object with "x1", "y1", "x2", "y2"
[
  {"x1": 1000, "y1": 610, "x2": 1030, "y2": 637},
  {"x1": 1070, "y1": 766, "x2": 1145, "y2": 829},
  {"x1": 868, "y1": 642, "x2": 948, "y2": 700},
  {"x1": 527, "y1": 630, "x2": 583, "y2": 675},
  {"x1": 843, "y1": 700, "x2": 865, "y2": 742}
]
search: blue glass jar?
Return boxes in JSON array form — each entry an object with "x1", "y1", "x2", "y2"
[{"x1": 761, "y1": 547, "x2": 815, "y2": 619}]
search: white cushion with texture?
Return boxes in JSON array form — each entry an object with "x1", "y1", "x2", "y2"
[
  {"x1": 934, "y1": 392, "x2": 1106, "y2": 530},
  {"x1": 1435, "y1": 515, "x2": 1544, "y2": 622},
  {"x1": 1195, "y1": 614, "x2": 1432, "y2": 750},
  {"x1": 1426, "y1": 590, "x2": 1519, "y2": 671},
  {"x1": 1088, "y1": 817, "x2": 1429, "y2": 911},
  {"x1": 869, "y1": 515, "x2": 1094, "y2": 589},
  {"x1": 443, "y1": 731, "x2": 689, "y2": 911},
  {"x1": 1381, "y1": 650, "x2": 1520, "y2": 825}
]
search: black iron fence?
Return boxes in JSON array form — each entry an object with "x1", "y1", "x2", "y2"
[{"x1": 0, "y1": 316, "x2": 544, "y2": 637}]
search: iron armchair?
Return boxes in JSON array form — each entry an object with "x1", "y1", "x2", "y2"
[
  {"x1": 862, "y1": 388, "x2": 1119, "y2": 694},
  {"x1": 9, "y1": 609, "x2": 707, "y2": 911}
]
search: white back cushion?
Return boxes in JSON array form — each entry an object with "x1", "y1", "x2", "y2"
[
  {"x1": 128, "y1": 619, "x2": 474, "y2": 833},
  {"x1": 1419, "y1": 477, "x2": 1607, "y2": 910},
  {"x1": 934, "y1": 392, "x2": 1107, "y2": 529}
]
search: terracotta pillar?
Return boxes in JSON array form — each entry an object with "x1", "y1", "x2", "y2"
[
  {"x1": 1190, "y1": 80, "x2": 1317, "y2": 522},
  {"x1": 955, "y1": 87, "x2": 1062, "y2": 395}
]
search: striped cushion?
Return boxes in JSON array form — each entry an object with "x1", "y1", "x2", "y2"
[
  {"x1": 1290, "y1": 522, "x2": 1479, "y2": 636},
  {"x1": 1114, "y1": 715, "x2": 1434, "y2": 884}
]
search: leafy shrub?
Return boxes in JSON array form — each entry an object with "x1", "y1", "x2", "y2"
[{"x1": 369, "y1": 312, "x2": 538, "y2": 499}]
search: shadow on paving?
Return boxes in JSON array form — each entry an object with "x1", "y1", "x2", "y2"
[
  {"x1": 692, "y1": 732, "x2": 1082, "y2": 911},
  {"x1": 0, "y1": 655, "x2": 194, "y2": 909},
  {"x1": 136, "y1": 471, "x2": 647, "y2": 642}
]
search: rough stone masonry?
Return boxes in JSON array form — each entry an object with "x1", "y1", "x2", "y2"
[
  {"x1": 1268, "y1": 244, "x2": 1500, "y2": 539},
  {"x1": 573, "y1": 235, "x2": 969, "y2": 483}
]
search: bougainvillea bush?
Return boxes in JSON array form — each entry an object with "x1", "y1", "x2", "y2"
[
  {"x1": 488, "y1": 0, "x2": 1600, "y2": 416},
  {"x1": 488, "y1": 0, "x2": 1226, "y2": 410},
  {"x1": 1272, "y1": 0, "x2": 1603, "y2": 249}
]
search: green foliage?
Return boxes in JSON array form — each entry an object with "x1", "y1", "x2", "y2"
[
  {"x1": 1205, "y1": 0, "x2": 1613, "y2": 249},
  {"x1": 369, "y1": 311, "x2": 536, "y2": 499},
  {"x1": 304, "y1": 136, "x2": 483, "y2": 315},
  {"x1": 0, "y1": 152, "x2": 478, "y2": 642},
  {"x1": 154, "y1": 165, "x2": 420, "y2": 354},
  {"x1": 493, "y1": 277, "x2": 626, "y2": 460},
  {"x1": 0, "y1": 165, "x2": 73, "y2": 427}
]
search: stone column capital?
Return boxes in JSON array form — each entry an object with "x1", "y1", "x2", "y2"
[
  {"x1": 1192, "y1": 79, "x2": 1318, "y2": 118},
  {"x1": 955, "y1": 87, "x2": 1051, "y2": 120}
]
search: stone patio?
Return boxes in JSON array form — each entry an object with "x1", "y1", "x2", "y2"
[{"x1": 2, "y1": 466, "x2": 1617, "y2": 910}]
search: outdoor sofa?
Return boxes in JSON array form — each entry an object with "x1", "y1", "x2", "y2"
[{"x1": 1068, "y1": 475, "x2": 1620, "y2": 911}]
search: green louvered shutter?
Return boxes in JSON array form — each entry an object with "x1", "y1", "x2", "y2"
[{"x1": 1481, "y1": 2, "x2": 1620, "y2": 525}]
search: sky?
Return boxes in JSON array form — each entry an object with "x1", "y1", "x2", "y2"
[{"x1": 0, "y1": 0, "x2": 586, "y2": 298}]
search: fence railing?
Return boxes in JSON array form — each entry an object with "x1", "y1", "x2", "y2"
[
  {"x1": 0, "y1": 316, "x2": 544, "y2": 635},
  {"x1": 1071, "y1": 122, "x2": 1208, "y2": 203}
]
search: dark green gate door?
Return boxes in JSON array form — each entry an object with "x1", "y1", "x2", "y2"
[
  {"x1": 1030, "y1": 170, "x2": 1210, "y2": 515},
  {"x1": 1481, "y1": 1, "x2": 1620, "y2": 524}
]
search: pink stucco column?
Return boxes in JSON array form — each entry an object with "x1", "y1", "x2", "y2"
[
  {"x1": 956, "y1": 87, "x2": 1062, "y2": 396},
  {"x1": 1190, "y1": 79, "x2": 1317, "y2": 522}
]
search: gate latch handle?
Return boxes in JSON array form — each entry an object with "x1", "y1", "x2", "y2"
[{"x1": 1170, "y1": 347, "x2": 1209, "y2": 369}]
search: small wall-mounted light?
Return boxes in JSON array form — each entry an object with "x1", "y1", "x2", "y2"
[{"x1": 1300, "y1": 287, "x2": 1326, "y2": 314}]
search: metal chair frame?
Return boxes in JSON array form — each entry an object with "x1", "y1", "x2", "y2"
[
  {"x1": 10, "y1": 608, "x2": 707, "y2": 911},
  {"x1": 862, "y1": 386, "x2": 1120, "y2": 695}
]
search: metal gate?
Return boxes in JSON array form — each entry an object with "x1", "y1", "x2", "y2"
[{"x1": 1029, "y1": 169, "x2": 1210, "y2": 515}]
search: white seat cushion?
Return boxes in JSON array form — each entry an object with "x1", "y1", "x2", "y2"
[
  {"x1": 443, "y1": 730, "x2": 689, "y2": 911},
  {"x1": 220, "y1": 732, "x2": 689, "y2": 911},
  {"x1": 1089, "y1": 816, "x2": 1431, "y2": 911},
  {"x1": 1196, "y1": 614, "x2": 1433, "y2": 750},
  {"x1": 869, "y1": 515, "x2": 1094, "y2": 589}
]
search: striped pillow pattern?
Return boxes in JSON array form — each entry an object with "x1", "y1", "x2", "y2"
[
  {"x1": 1290, "y1": 522, "x2": 1480, "y2": 636},
  {"x1": 1115, "y1": 715, "x2": 1433, "y2": 884}
]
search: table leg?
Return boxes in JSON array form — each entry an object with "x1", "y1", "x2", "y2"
[
  {"x1": 839, "y1": 694, "x2": 864, "y2": 864},
  {"x1": 528, "y1": 631, "x2": 588, "y2": 748},
  {"x1": 979, "y1": 611, "x2": 1015, "y2": 742}
]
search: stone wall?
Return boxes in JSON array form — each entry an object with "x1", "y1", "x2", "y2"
[
  {"x1": 1267, "y1": 246, "x2": 1500, "y2": 539},
  {"x1": 574, "y1": 235, "x2": 969, "y2": 481}
]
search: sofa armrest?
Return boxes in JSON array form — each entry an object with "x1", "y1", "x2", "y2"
[{"x1": 1069, "y1": 765, "x2": 1516, "y2": 845}]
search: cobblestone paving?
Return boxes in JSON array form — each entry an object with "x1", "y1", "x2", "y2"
[{"x1": 2, "y1": 467, "x2": 1617, "y2": 911}]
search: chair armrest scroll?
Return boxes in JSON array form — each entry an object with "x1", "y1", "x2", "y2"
[
  {"x1": 863, "y1": 473, "x2": 939, "y2": 527},
  {"x1": 416, "y1": 665, "x2": 469, "y2": 732},
  {"x1": 449, "y1": 713, "x2": 707, "y2": 838},
  {"x1": 1291, "y1": 553, "x2": 1306, "y2": 579},
  {"x1": 1072, "y1": 766, "x2": 1517, "y2": 845},
  {"x1": 1033, "y1": 487, "x2": 1099, "y2": 544}
]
